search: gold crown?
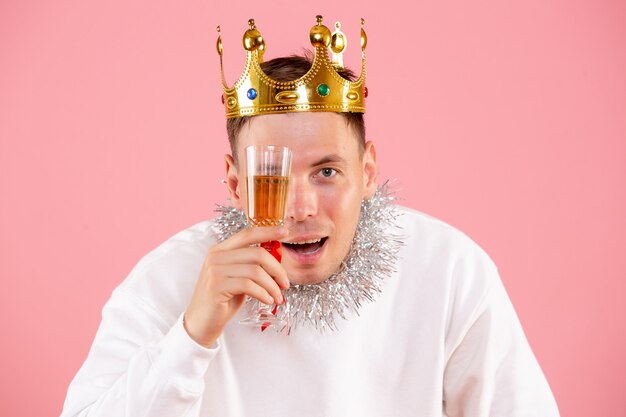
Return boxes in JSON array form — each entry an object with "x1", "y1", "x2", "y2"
[{"x1": 216, "y1": 15, "x2": 367, "y2": 119}]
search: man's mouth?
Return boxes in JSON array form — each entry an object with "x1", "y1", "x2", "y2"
[{"x1": 281, "y1": 237, "x2": 328, "y2": 255}]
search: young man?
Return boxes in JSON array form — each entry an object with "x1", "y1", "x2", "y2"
[{"x1": 61, "y1": 17, "x2": 559, "y2": 417}]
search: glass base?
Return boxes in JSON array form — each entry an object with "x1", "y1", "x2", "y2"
[{"x1": 239, "y1": 298, "x2": 289, "y2": 332}]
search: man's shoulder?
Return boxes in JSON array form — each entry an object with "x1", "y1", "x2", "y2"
[
  {"x1": 395, "y1": 205, "x2": 495, "y2": 265},
  {"x1": 138, "y1": 219, "x2": 219, "y2": 263},
  {"x1": 113, "y1": 219, "x2": 219, "y2": 321},
  {"x1": 393, "y1": 206, "x2": 501, "y2": 332}
]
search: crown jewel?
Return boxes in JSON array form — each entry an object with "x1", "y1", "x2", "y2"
[{"x1": 216, "y1": 15, "x2": 367, "y2": 119}]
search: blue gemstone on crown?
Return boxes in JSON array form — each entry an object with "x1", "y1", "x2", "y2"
[{"x1": 247, "y1": 88, "x2": 258, "y2": 100}]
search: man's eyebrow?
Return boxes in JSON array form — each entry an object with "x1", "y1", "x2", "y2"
[{"x1": 310, "y1": 154, "x2": 347, "y2": 167}]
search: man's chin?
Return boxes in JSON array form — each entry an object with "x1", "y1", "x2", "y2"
[
  {"x1": 284, "y1": 264, "x2": 338, "y2": 286},
  {"x1": 285, "y1": 271, "x2": 328, "y2": 286}
]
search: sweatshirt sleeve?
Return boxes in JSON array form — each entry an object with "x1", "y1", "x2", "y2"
[
  {"x1": 60, "y1": 287, "x2": 219, "y2": 417},
  {"x1": 442, "y1": 265, "x2": 560, "y2": 417}
]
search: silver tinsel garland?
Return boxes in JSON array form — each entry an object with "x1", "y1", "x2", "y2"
[{"x1": 213, "y1": 181, "x2": 404, "y2": 332}]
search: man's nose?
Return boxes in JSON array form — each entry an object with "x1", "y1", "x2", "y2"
[{"x1": 285, "y1": 178, "x2": 317, "y2": 222}]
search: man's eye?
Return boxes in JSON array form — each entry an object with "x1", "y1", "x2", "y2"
[{"x1": 319, "y1": 168, "x2": 337, "y2": 178}]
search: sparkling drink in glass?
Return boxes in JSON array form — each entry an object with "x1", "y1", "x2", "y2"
[{"x1": 239, "y1": 145, "x2": 292, "y2": 330}]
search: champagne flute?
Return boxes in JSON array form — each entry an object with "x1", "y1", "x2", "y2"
[{"x1": 239, "y1": 145, "x2": 292, "y2": 331}]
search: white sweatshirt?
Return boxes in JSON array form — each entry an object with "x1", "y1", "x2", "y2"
[{"x1": 60, "y1": 206, "x2": 560, "y2": 417}]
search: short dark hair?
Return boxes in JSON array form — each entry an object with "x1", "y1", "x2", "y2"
[{"x1": 226, "y1": 53, "x2": 366, "y2": 161}]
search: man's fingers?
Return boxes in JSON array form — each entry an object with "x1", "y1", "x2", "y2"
[
  {"x1": 220, "y1": 277, "x2": 276, "y2": 306},
  {"x1": 211, "y1": 264, "x2": 284, "y2": 305},
  {"x1": 206, "y1": 247, "x2": 290, "y2": 289},
  {"x1": 217, "y1": 226, "x2": 288, "y2": 251}
]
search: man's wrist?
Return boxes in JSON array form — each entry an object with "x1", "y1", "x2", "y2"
[{"x1": 182, "y1": 311, "x2": 220, "y2": 349}]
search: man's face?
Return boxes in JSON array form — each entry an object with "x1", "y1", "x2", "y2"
[{"x1": 225, "y1": 112, "x2": 377, "y2": 285}]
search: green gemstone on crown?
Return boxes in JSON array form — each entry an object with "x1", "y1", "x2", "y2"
[{"x1": 317, "y1": 83, "x2": 330, "y2": 96}]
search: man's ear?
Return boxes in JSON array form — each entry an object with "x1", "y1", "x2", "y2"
[
  {"x1": 362, "y1": 141, "x2": 378, "y2": 198},
  {"x1": 225, "y1": 154, "x2": 244, "y2": 210}
]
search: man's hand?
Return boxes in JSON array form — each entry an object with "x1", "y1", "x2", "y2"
[{"x1": 183, "y1": 226, "x2": 290, "y2": 347}]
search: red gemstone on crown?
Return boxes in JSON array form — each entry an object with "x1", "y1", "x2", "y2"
[{"x1": 364, "y1": 87, "x2": 369, "y2": 98}]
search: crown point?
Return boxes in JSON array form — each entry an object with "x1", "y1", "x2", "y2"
[
  {"x1": 360, "y1": 26, "x2": 368, "y2": 50},
  {"x1": 316, "y1": 15, "x2": 323, "y2": 25},
  {"x1": 330, "y1": 21, "x2": 347, "y2": 56},
  {"x1": 310, "y1": 20, "x2": 331, "y2": 47},
  {"x1": 216, "y1": 26, "x2": 223, "y2": 55},
  {"x1": 361, "y1": 17, "x2": 365, "y2": 27},
  {"x1": 243, "y1": 21, "x2": 264, "y2": 52}
]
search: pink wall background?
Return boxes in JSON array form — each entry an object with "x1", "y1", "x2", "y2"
[{"x1": 1, "y1": 0, "x2": 625, "y2": 416}]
